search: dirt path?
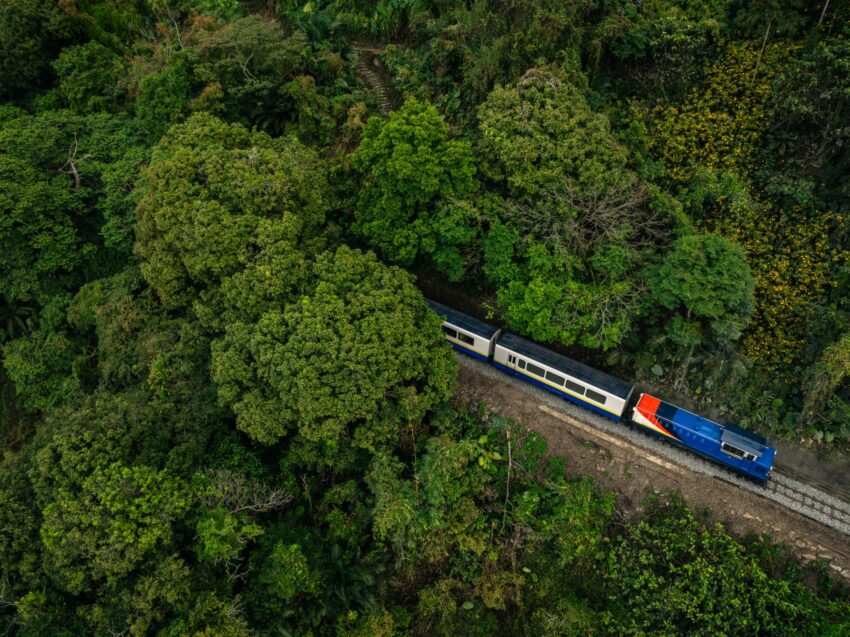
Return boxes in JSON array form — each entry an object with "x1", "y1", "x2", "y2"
[
  {"x1": 237, "y1": 3, "x2": 398, "y2": 114},
  {"x1": 455, "y1": 361, "x2": 850, "y2": 582},
  {"x1": 352, "y1": 44, "x2": 398, "y2": 115}
]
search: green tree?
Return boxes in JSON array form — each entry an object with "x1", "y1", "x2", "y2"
[
  {"x1": 3, "y1": 267, "x2": 220, "y2": 417},
  {"x1": 0, "y1": 110, "x2": 148, "y2": 303},
  {"x1": 484, "y1": 234, "x2": 643, "y2": 350},
  {"x1": 133, "y1": 16, "x2": 349, "y2": 141},
  {"x1": 0, "y1": 450, "x2": 43, "y2": 600},
  {"x1": 651, "y1": 233, "x2": 755, "y2": 340},
  {"x1": 605, "y1": 496, "x2": 831, "y2": 636},
  {"x1": 477, "y1": 67, "x2": 653, "y2": 349},
  {"x1": 374, "y1": 1, "x2": 590, "y2": 125},
  {"x1": 8, "y1": 287, "x2": 247, "y2": 629},
  {"x1": 764, "y1": 24, "x2": 850, "y2": 209},
  {"x1": 53, "y1": 41, "x2": 130, "y2": 114},
  {"x1": 477, "y1": 66, "x2": 630, "y2": 197},
  {"x1": 649, "y1": 233, "x2": 754, "y2": 383},
  {"x1": 40, "y1": 462, "x2": 189, "y2": 594},
  {"x1": 367, "y1": 410, "x2": 614, "y2": 634},
  {"x1": 0, "y1": 0, "x2": 83, "y2": 99},
  {"x1": 192, "y1": 466, "x2": 292, "y2": 567},
  {"x1": 1, "y1": 295, "x2": 82, "y2": 414},
  {"x1": 135, "y1": 61, "x2": 194, "y2": 141},
  {"x1": 353, "y1": 97, "x2": 477, "y2": 279},
  {"x1": 211, "y1": 246, "x2": 457, "y2": 466},
  {"x1": 243, "y1": 526, "x2": 323, "y2": 630},
  {"x1": 134, "y1": 113, "x2": 329, "y2": 313},
  {"x1": 255, "y1": 541, "x2": 315, "y2": 605},
  {"x1": 186, "y1": 16, "x2": 310, "y2": 129},
  {"x1": 75, "y1": 0, "x2": 152, "y2": 46},
  {"x1": 588, "y1": 2, "x2": 724, "y2": 101},
  {"x1": 67, "y1": 267, "x2": 216, "y2": 399},
  {"x1": 0, "y1": 155, "x2": 83, "y2": 304},
  {"x1": 189, "y1": 0, "x2": 243, "y2": 21},
  {"x1": 802, "y1": 331, "x2": 850, "y2": 439}
]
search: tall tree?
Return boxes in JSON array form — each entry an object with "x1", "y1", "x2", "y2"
[
  {"x1": 40, "y1": 462, "x2": 189, "y2": 595},
  {"x1": 649, "y1": 233, "x2": 754, "y2": 384},
  {"x1": 133, "y1": 15, "x2": 352, "y2": 141},
  {"x1": 0, "y1": 0, "x2": 83, "y2": 99},
  {"x1": 52, "y1": 41, "x2": 131, "y2": 114},
  {"x1": 0, "y1": 110, "x2": 148, "y2": 304},
  {"x1": 211, "y1": 246, "x2": 457, "y2": 467},
  {"x1": 134, "y1": 113, "x2": 329, "y2": 314},
  {"x1": 477, "y1": 66, "x2": 655, "y2": 349},
  {"x1": 353, "y1": 97, "x2": 477, "y2": 279}
]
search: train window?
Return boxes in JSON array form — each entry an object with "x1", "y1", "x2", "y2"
[
  {"x1": 585, "y1": 388, "x2": 607, "y2": 405},
  {"x1": 744, "y1": 452, "x2": 756, "y2": 462},
  {"x1": 565, "y1": 380, "x2": 585, "y2": 395},
  {"x1": 526, "y1": 362, "x2": 545, "y2": 377},
  {"x1": 518, "y1": 359, "x2": 526, "y2": 369},
  {"x1": 721, "y1": 443, "x2": 746, "y2": 459},
  {"x1": 442, "y1": 325, "x2": 457, "y2": 339},
  {"x1": 545, "y1": 370, "x2": 565, "y2": 386},
  {"x1": 456, "y1": 332, "x2": 475, "y2": 346}
]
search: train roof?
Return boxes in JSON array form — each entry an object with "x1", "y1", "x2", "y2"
[
  {"x1": 425, "y1": 299, "x2": 501, "y2": 339},
  {"x1": 723, "y1": 422, "x2": 767, "y2": 446},
  {"x1": 721, "y1": 426, "x2": 771, "y2": 457},
  {"x1": 497, "y1": 332, "x2": 634, "y2": 399},
  {"x1": 650, "y1": 396, "x2": 773, "y2": 458}
]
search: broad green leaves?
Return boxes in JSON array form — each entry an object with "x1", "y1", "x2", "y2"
[
  {"x1": 0, "y1": 156, "x2": 82, "y2": 303},
  {"x1": 212, "y1": 246, "x2": 457, "y2": 462},
  {"x1": 478, "y1": 67, "x2": 629, "y2": 197},
  {"x1": 135, "y1": 113, "x2": 328, "y2": 312},
  {"x1": 606, "y1": 497, "x2": 826, "y2": 636},
  {"x1": 477, "y1": 67, "x2": 651, "y2": 350},
  {"x1": 0, "y1": 0, "x2": 83, "y2": 99},
  {"x1": 650, "y1": 233, "x2": 755, "y2": 346},
  {"x1": 257, "y1": 542, "x2": 315, "y2": 603},
  {"x1": 134, "y1": 16, "x2": 350, "y2": 141},
  {"x1": 353, "y1": 98, "x2": 477, "y2": 278},
  {"x1": 40, "y1": 462, "x2": 188, "y2": 594},
  {"x1": 53, "y1": 41, "x2": 130, "y2": 114},
  {"x1": 0, "y1": 110, "x2": 148, "y2": 304}
]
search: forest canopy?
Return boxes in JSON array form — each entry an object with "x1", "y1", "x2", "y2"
[{"x1": 0, "y1": 1, "x2": 849, "y2": 635}]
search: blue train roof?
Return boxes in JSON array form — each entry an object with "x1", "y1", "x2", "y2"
[
  {"x1": 724, "y1": 423, "x2": 767, "y2": 446},
  {"x1": 721, "y1": 427, "x2": 771, "y2": 457},
  {"x1": 655, "y1": 398, "x2": 772, "y2": 458},
  {"x1": 656, "y1": 400, "x2": 722, "y2": 443},
  {"x1": 425, "y1": 299, "x2": 501, "y2": 339},
  {"x1": 497, "y1": 332, "x2": 634, "y2": 399}
]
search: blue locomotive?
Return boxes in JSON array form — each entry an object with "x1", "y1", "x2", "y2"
[{"x1": 427, "y1": 299, "x2": 776, "y2": 482}]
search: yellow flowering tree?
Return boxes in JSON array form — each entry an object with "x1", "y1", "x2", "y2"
[
  {"x1": 647, "y1": 42, "x2": 792, "y2": 188},
  {"x1": 714, "y1": 206, "x2": 848, "y2": 368},
  {"x1": 641, "y1": 42, "x2": 849, "y2": 372}
]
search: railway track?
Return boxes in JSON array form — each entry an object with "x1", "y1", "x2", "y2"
[
  {"x1": 456, "y1": 353, "x2": 850, "y2": 538},
  {"x1": 764, "y1": 472, "x2": 850, "y2": 535},
  {"x1": 709, "y1": 468, "x2": 850, "y2": 537}
]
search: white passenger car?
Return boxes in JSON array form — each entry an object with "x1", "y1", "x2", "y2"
[
  {"x1": 427, "y1": 298, "x2": 501, "y2": 361},
  {"x1": 493, "y1": 332, "x2": 634, "y2": 420}
]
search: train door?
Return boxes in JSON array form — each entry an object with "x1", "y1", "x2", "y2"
[
  {"x1": 488, "y1": 329, "x2": 503, "y2": 359},
  {"x1": 506, "y1": 353, "x2": 519, "y2": 371}
]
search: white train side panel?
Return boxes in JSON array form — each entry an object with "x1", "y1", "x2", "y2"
[{"x1": 493, "y1": 343, "x2": 629, "y2": 419}]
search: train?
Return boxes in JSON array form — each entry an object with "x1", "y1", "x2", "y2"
[{"x1": 427, "y1": 298, "x2": 776, "y2": 482}]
